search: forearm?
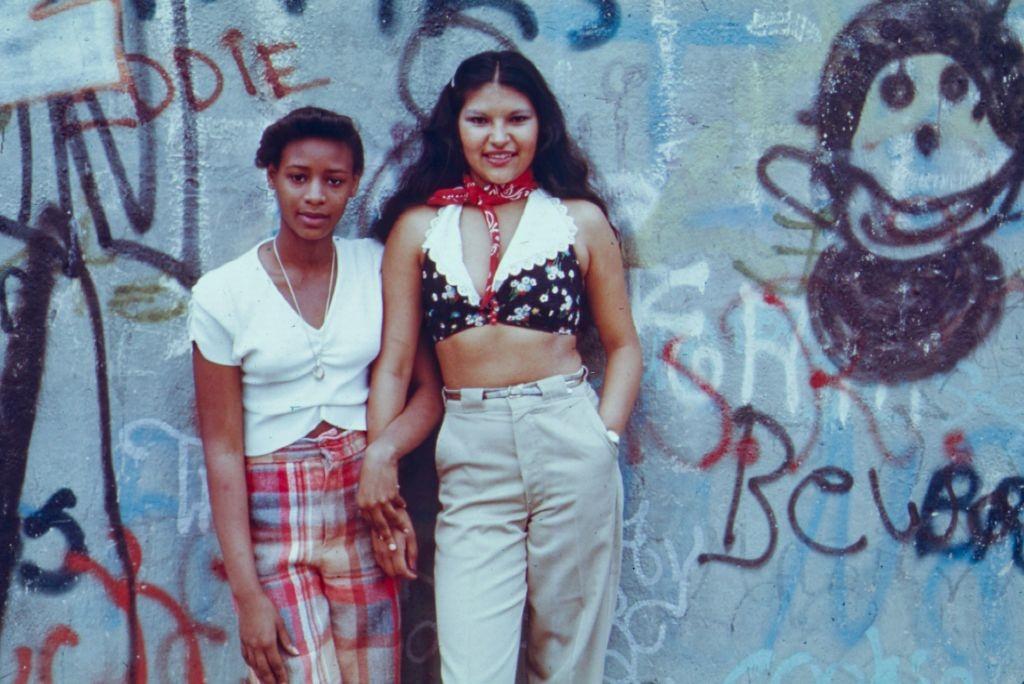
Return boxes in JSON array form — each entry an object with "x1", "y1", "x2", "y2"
[
  {"x1": 205, "y1": 449, "x2": 263, "y2": 600},
  {"x1": 366, "y1": 364, "x2": 414, "y2": 443},
  {"x1": 596, "y1": 340, "x2": 643, "y2": 434},
  {"x1": 360, "y1": 353, "x2": 434, "y2": 542},
  {"x1": 367, "y1": 378, "x2": 442, "y2": 464}
]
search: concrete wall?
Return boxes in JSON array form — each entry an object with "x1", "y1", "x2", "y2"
[{"x1": 1, "y1": 0, "x2": 1022, "y2": 681}]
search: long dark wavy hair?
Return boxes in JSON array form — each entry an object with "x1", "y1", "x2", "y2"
[{"x1": 372, "y1": 50, "x2": 609, "y2": 240}]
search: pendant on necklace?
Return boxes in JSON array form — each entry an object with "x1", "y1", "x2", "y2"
[{"x1": 313, "y1": 363, "x2": 325, "y2": 381}]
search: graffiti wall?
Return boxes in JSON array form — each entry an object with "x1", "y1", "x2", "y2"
[{"x1": 0, "y1": 0, "x2": 1021, "y2": 681}]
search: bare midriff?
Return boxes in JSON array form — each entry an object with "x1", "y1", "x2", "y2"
[{"x1": 436, "y1": 324, "x2": 583, "y2": 389}]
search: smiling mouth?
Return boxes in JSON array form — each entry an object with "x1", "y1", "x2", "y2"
[
  {"x1": 866, "y1": 184, "x2": 1009, "y2": 246},
  {"x1": 843, "y1": 160, "x2": 1019, "y2": 251},
  {"x1": 484, "y1": 152, "x2": 516, "y2": 164}
]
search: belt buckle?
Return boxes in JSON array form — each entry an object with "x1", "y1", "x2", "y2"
[{"x1": 507, "y1": 384, "x2": 524, "y2": 398}]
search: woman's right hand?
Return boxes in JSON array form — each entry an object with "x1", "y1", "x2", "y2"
[
  {"x1": 356, "y1": 441, "x2": 410, "y2": 548},
  {"x1": 236, "y1": 590, "x2": 299, "y2": 683}
]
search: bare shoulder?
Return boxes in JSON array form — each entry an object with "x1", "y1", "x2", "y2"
[
  {"x1": 562, "y1": 199, "x2": 616, "y2": 246},
  {"x1": 391, "y1": 205, "x2": 438, "y2": 245},
  {"x1": 382, "y1": 205, "x2": 437, "y2": 268}
]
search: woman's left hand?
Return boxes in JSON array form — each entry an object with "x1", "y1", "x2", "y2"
[{"x1": 357, "y1": 441, "x2": 410, "y2": 548}]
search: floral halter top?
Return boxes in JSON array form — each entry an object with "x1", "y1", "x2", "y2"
[{"x1": 420, "y1": 190, "x2": 584, "y2": 343}]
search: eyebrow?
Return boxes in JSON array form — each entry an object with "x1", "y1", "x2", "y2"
[
  {"x1": 283, "y1": 164, "x2": 352, "y2": 173},
  {"x1": 461, "y1": 108, "x2": 534, "y2": 116}
]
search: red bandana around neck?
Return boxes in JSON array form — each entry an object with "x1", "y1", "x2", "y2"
[{"x1": 427, "y1": 170, "x2": 538, "y2": 321}]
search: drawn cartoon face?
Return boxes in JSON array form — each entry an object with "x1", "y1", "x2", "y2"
[
  {"x1": 843, "y1": 53, "x2": 1016, "y2": 259},
  {"x1": 756, "y1": 0, "x2": 1024, "y2": 383}
]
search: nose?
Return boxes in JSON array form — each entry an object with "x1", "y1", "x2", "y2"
[
  {"x1": 489, "y1": 122, "x2": 510, "y2": 145},
  {"x1": 915, "y1": 124, "x2": 939, "y2": 157},
  {"x1": 305, "y1": 178, "x2": 326, "y2": 203}
]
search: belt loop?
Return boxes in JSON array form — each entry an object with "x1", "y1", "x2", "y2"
[
  {"x1": 460, "y1": 387, "x2": 485, "y2": 411},
  {"x1": 536, "y1": 374, "x2": 569, "y2": 397}
]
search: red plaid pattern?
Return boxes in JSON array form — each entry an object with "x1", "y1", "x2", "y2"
[{"x1": 246, "y1": 429, "x2": 400, "y2": 683}]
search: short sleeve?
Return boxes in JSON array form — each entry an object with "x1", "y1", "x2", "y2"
[
  {"x1": 188, "y1": 294, "x2": 240, "y2": 366},
  {"x1": 365, "y1": 238, "x2": 385, "y2": 272}
]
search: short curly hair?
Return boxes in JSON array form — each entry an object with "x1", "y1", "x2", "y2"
[{"x1": 254, "y1": 106, "x2": 365, "y2": 175}]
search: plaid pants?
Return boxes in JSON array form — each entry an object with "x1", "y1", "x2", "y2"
[{"x1": 246, "y1": 428, "x2": 400, "y2": 683}]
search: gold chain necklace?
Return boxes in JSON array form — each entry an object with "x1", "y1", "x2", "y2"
[{"x1": 271, "y1": 237, "x2": 336, "y2": 381}]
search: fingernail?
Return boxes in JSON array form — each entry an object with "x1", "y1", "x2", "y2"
[{"x1": 388, "y1": 543, "x2": 398, "y2": 551}]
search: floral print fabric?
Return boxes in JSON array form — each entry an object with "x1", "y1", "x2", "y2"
[{"x1": 421, "y1": 246, "x2": 584, "y2": 343}]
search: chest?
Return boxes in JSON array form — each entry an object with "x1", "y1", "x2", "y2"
[
  {"x1": 238, "y1": 246, "x2": 383, "y2": 378},
  {"x1": 240, "y1": 284, "x2": 382, "y2": 379},
  {"x1": 457, "y1": 203, "x2": 528, "y2": 292},
  {"x1": 259, "y1": 245, "x2": 336, "y2": 329}
]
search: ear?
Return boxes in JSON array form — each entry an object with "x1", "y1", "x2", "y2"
[
  {"x1": 351, "y1": 174, "x2": 362, "y2": 196},
  {"x1": 266, "y1": 166, "x2": 277, "y2": 189}
]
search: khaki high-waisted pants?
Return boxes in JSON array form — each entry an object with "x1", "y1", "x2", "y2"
[{"x1": 434, "y1": 369, "x2": 623, "y2": 683}]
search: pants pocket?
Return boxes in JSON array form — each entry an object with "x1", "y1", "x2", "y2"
[
  {"x1": 434, "y1": 414, "x2": 453, "y2": 476},
  {"x1": 576, "y1": 387, "x2": 619, "y2": 457}
]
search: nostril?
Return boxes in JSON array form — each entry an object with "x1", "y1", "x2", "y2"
[{"x1": 916, "y1": 124, "x2": 940, "y2": 157}]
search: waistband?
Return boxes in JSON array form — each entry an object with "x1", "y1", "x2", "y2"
[
  {"x1": 247, "y1": 427, "x2": 366, "y2": 464},
  {"x1": 442, "y1": 367, "x2": 587, "y2": 407}
]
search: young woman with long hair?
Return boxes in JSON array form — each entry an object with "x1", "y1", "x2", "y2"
[
  {"x1": 360, "y1": 51, "x2": 642, "y2": 682},
  {"x1": 191, "y1": 106, "x2": 437, "y2": 683}
]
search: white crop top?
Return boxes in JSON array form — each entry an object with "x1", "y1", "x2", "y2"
[{"x1": 189, "y1": 237, "x2": 383, "y2": 456}]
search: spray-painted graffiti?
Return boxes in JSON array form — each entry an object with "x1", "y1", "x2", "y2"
[
  {"x1": 636, "y1": 218, "x2": 1024, "y2": 670},
  {"x1": 65, "y1": 529, "x2": 228, "y2": 683},
  {"x1": 618, "y1": 4, "x2": 1024, "y2": 680},
  {"x1": 127, "y1": 0, "x2": 307, "y2": 21},
  {"x1": 759, "y1": 0, "x2": 1024, "y2": 383},
  {"x1": 0, "y1": 1, "x2": 625, "y2": 679},
  {"x1": 2, "y1": 0, "x2": 1023, "y2": 681},
  {"x1": 18, "y1": 488, "x2": 87, "y2": 595},
  {"x1": 689, "y1": 430, "x2": 1024, "y2": 571},
  {"x1": 61, "y1": 26, "x2": 331, "y2": 134},
  {"x1": 723, "y1": 627, "x2": 975, "y2": 683},
  {"x1": 606, "y1": 502, "x2": 704, "y2": 683},
  {"x1": 375, "y1": 0, "x2": 620, "y2": 49},
  {"x1": 12, "y1": 624, "x2": 81, "y2": 684},
  {"x1": 658, "y1": 275, "x2": 1024, "y2": 572}
]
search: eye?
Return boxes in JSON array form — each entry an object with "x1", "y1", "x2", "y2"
[
  {"x1": 940, "y1": 64, "x2": 970, "y2": 104},
  {"x1": 510, "y1": 114, "x2": 533, "y2": 124},
  {"x1": 288, "y1": 173, "x2": 307, "y2": 183},
  {"x1": 465, "y1": 115, "x2": 488, "y2": 125},
  {"x1": 881, "y1": 68, "x2": 915, "y2": 110},
  {"x1": 327, "y1": 177, "x2": 346, "y2": 187}
]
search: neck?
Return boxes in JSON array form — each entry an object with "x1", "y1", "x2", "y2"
[
  {"x1": 274, "y1": 229, "x2": 334, "y2": 268},
  {"x1": 467, "y1": 167, "x2": 535, "y2": 189}
]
